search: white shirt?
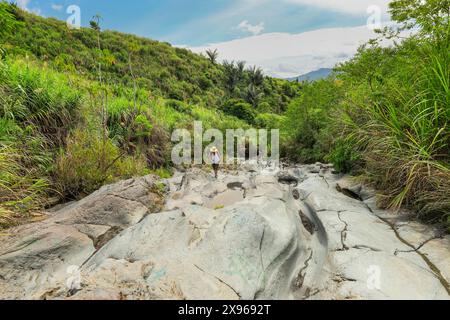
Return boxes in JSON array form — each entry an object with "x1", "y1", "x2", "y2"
[{"x1": 211, "y1": 153, "x2": 220, "y2": 164}]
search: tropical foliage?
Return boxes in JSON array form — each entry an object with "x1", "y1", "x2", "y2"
[{"x1": 282, "y1": 0, "x2": 450, "y2": 227}]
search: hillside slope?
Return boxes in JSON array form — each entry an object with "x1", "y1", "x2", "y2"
[{"x1": 1, "y1": 3, "x2": 299, "y2": 113}]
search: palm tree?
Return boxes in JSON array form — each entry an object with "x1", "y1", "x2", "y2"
[
  {"x1": 89, "y1": 14, "x2": 102, "y2": 32},
  {"x1": 236, "y1": 61, "x2": 246, "y2": 76},
  {"x1": 205, "y1": 49, "x2": 219, "y2": 64},
  {"x1": 248, "y1": 66, "x2": 264, "y2": 86},
  {"x1": 244, "y1": 84, "x2": 263, "y2": 107},
  {"x1": 223, "y1": 60, "x2": 240, "y2": 94}
]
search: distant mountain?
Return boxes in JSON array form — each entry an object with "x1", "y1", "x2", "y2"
[{"x1": 288, "y1": 68, "x2": 333, "y2": 82}]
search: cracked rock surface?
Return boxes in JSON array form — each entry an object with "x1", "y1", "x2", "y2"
[{"x1": 0, "y1": 163, "x2": 449, "y2": 300}]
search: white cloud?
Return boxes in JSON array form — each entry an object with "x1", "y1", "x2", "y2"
[
  {"x1": 16, "y1": 0, "x2": 42, "y2": 16},
  {"x1": 188, "y1": 25, "x2": 409, "y2": 78},
  {"x1": 284, "y1": 0, "x2": 391, "y2": 15},
  {"x1": 51, "y1": 4, "x2": 64, "y2": 11},
  {"x1": 237, "y1": 20, "x2": 265, "y2": 35},
  {"x1": 31, "y1": 7, "x2": 42, "y2": 15},
  {"x1": 16, "y1": 0, "x2": 31, "y2": 10}
]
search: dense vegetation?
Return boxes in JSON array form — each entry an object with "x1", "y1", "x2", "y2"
[
  {"x1": 0, "y1": 0, "x2": 449, "y2": 231},
  {"x1": 282, "y1": 0, "x2": 449, "y2": 228}
]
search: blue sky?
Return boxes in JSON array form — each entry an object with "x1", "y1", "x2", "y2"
[{"x1": 17, "y1": 0, "x2": 394, "y2": 77}]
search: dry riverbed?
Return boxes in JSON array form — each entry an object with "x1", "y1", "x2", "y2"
[{"x1": 0, "y1": 162, "x2": 448, "y2": 300}]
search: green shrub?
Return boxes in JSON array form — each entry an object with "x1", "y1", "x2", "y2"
[
  {"x1": 165, "y1": 99, "x2": 191, "y2": 114},
  {"x1": 222, "y1": 99, "x2": 256, "y2": 124},
  {"x1": 134, "y1": 114, "x2": 153, "y2": 137},
  {"x1": 325, "y1": 138, "x2": 362, "y2": 173},
  {"x1": 150, "y1": 167, "x2": 173, "y2": 179},
  {"x1": 282, "y1": 79, "x2": 343, "y2": 163},
  {"x1": 257, "y1": 102, "x2": 271, "y2": 113},
  {"x1": 255, "y1": 113, "x2": 284, "y2": 129}
]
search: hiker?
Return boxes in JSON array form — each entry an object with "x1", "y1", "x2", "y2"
[{"x1": 210, "y1": 147, "x2": 220, "y2": 179}]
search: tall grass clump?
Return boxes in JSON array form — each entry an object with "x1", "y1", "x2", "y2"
[
  {"x1": 0, "y1": 59, "x2": 83, "y2": 227},
  {"x1": 0, "y1": 59, "x2": 82, "y2": 146},
  {"x1": 54, "y1": 128, "x2": 149, "y2": 199},
  {"x1": 0, "y1": 144, "x2": 51, "y2": 228},
  {"x1": 332, "y1": 24, "x2": 449, "y2": 224}
]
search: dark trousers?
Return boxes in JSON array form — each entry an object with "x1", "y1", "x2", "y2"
[{"x1": 212, "y1": 164, "x2": 219, "y2": 177}]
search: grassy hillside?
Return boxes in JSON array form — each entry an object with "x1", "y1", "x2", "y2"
[{"x1": 1, "y1": 3, "x2": 299, "y2": 113}]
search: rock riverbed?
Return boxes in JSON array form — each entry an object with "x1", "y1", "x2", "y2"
[{"x1": 0, "y1": 163, "x2": 449, "y2": 300}]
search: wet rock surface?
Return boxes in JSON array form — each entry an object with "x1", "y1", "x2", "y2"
[{"x1": 0, "y1": 163, "x2": 448, "y2": 300}]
